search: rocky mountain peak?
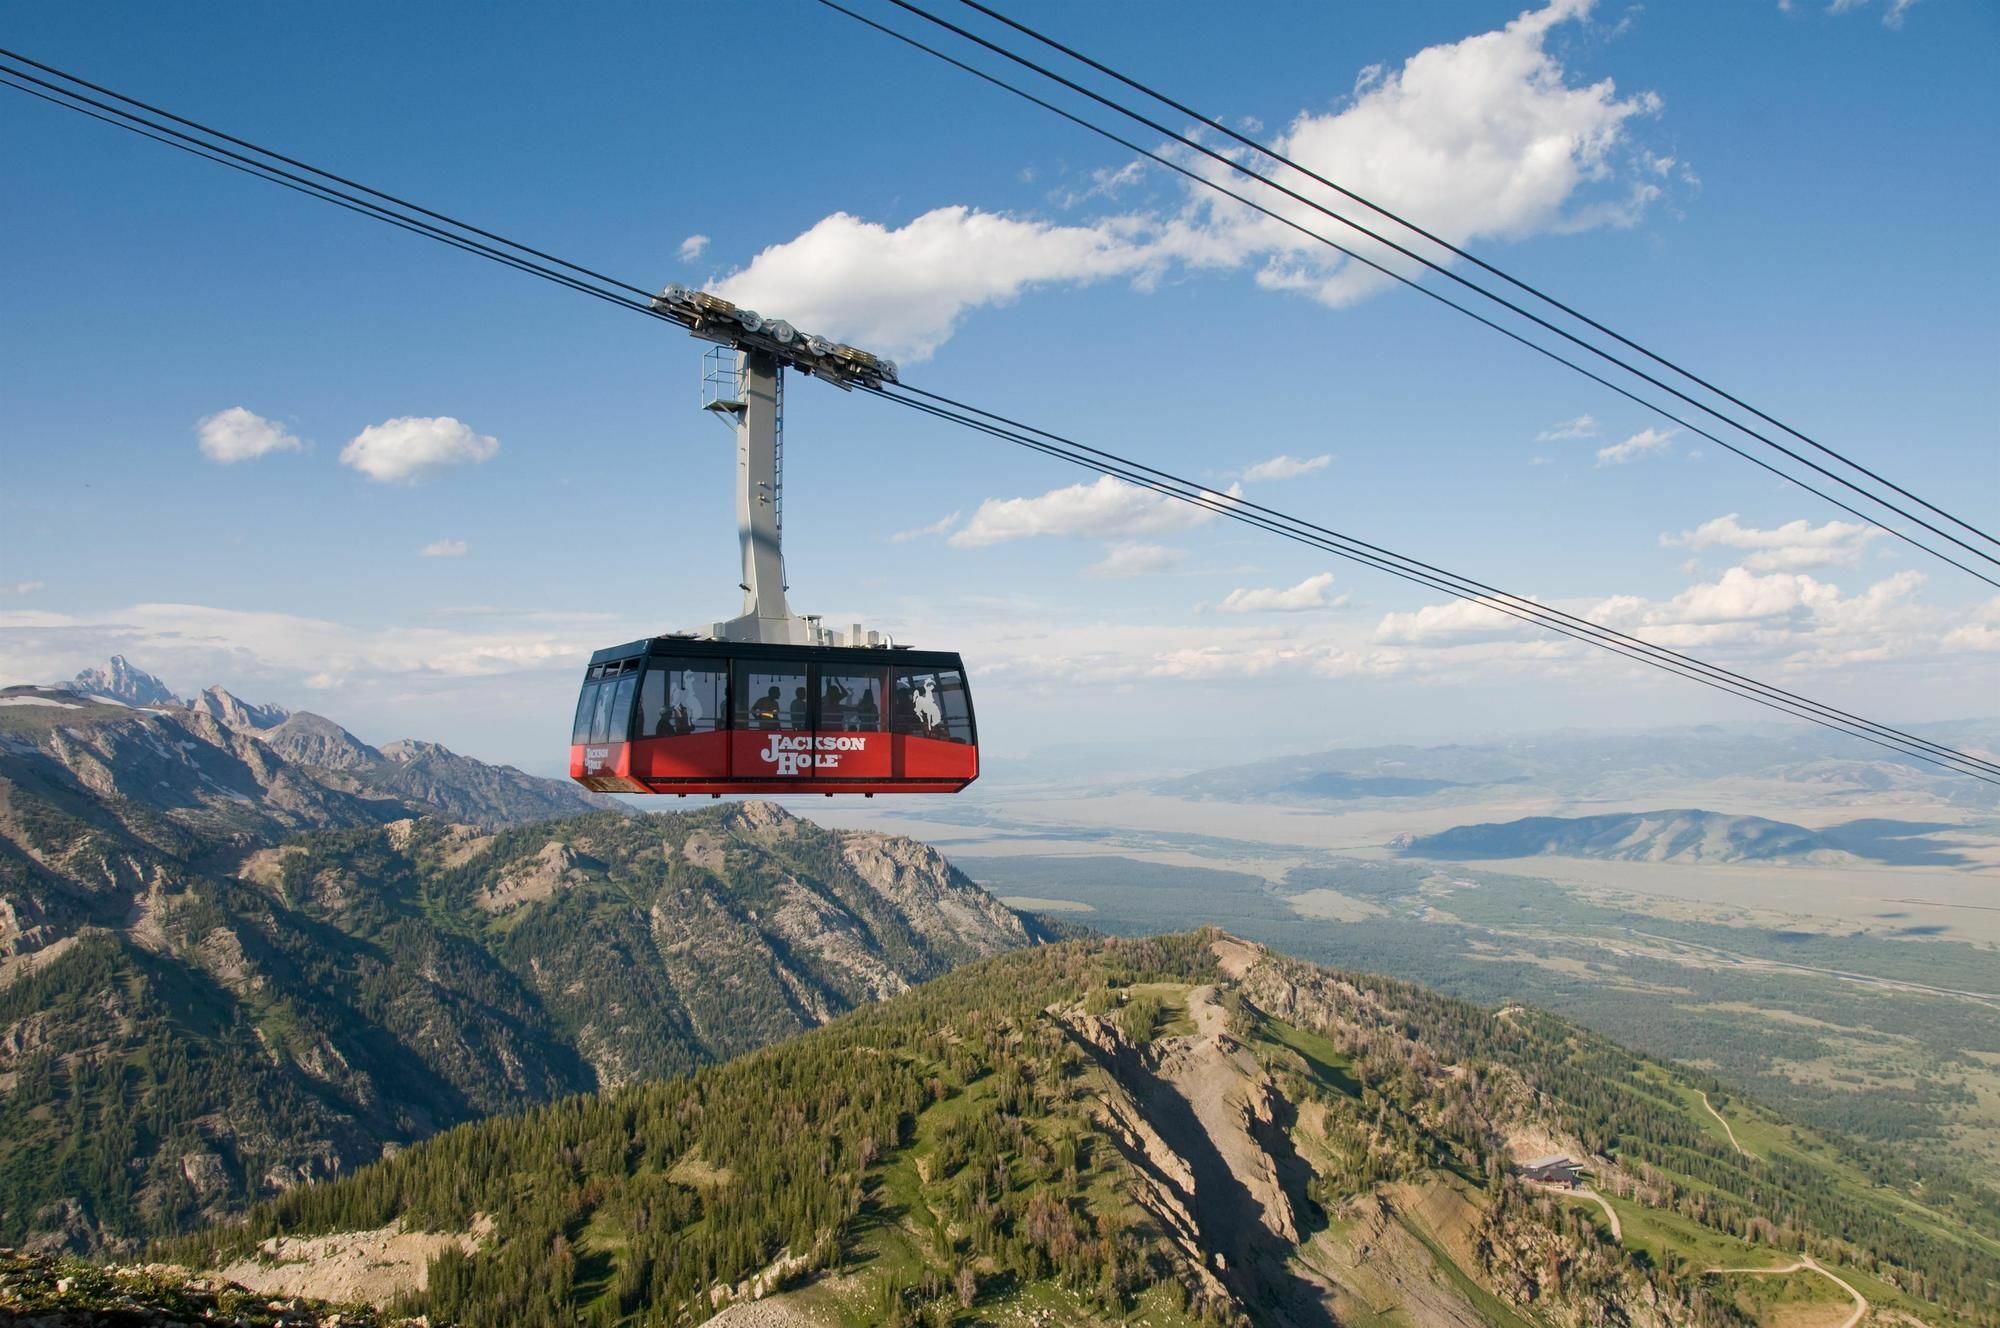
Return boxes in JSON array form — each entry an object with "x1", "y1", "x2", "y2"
[
  {"x1": 187, "y1": 684, "x2": 292, "y2": 733},
  {"x1": 377, "y1": 739, "x2": 446, "y2": 764},
  {"x1": 261, "y1": 712, "x2": 381, "y2": 772},
  {"x1": 68, "y1": 655, "x2": 178, "y2": 708}
]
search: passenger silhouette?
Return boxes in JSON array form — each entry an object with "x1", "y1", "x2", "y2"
[
  {"x1": 822, "y1": 681, "x2": 847, "y2": 731},
  {"x1": 856, "y1": 686, "x2": 880, "y2": 731},
  {"x1": 751, "y1": 686, "x2": 781, "y2": 730},
  {"x1": 790, "y1": 686, "x2": 809, "y2": 730}
]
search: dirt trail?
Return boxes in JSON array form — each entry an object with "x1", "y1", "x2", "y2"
[
  {"x1": 1529, "y1": 1182, "x2": 1621, "y2": 1242},
  {"x1": 1705, "y1": 1256, "x2": 1866, "y2": 1328},
  {"x1": 1701, "y1": 1091, "x2": 1755, "y2": 1158}
]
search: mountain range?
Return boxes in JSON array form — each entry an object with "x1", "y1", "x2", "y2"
[
  {"x1": 1394, "y1": 807, "x2": 1973, "y2": 866},
  {"x1": 1152, "y1": 722, "x2": 2000, "y2": 809},
  {"x1": 0, "y1": 661, "x2": 1054, "y2": 1253}
]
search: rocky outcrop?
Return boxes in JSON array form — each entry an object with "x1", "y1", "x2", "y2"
[
  {"x1": 185, "y1": 685, "x2": 291, "y2": 733},
  {"x1": 66, "y1": 656, "x2": 178, "y2": 708}
]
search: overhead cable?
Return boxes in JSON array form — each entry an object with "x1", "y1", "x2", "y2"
[
  {"x1": 807, "y1": 0, "x2": 2000, "y2": 594},
  {"x1": 5, "y1": 51, "x2": 1992, "y2": 783},
  {"x1": 948, "y1": 0, "x2": 2000, "y2": 556},
  {"x1": 862, "y1": 383, "x2": 2000, "y2": 786},
  {"x1": 828, "y1": 0, "x2": 2000, "y2": 581}
]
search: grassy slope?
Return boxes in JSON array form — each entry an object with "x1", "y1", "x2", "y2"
[{"x1": 161, "y1": 935, "x2": 1994, "y2": 1327}]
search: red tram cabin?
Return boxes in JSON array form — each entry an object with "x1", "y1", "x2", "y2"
[{"x1": 569, "y1": 638, "x2": 978, "y2": 795}]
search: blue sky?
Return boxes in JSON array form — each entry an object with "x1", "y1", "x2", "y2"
[{"x1": 2, "y1": 0, "x2": 1995, "y2": 777}]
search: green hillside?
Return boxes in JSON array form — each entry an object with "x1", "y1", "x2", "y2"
[
  {"x1": 164, "y1": 932, "x2": 1997, "y2": 1327},
  {"x1": 0, "y1": 780, "x2": 1045, "y2": 1250}
]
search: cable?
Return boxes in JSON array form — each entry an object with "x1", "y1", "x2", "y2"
[
  {"x1": 0, "y1": 68, "x2": 675, "y2": 329},
  {"x1": 810, "y1": 1, "x2": 1999, "y2": 594},
  {"x1": 11, "y1": 39, "x2": 1995, "y2": 596},
  {"x1": 0, "y1": 44, "x2": 656, "y2": 302},
  {"x1": 862, "y1": 383, "x2": 2000, "y2": 785},
  {"x1": 7, "y1": 52, "x2": 1992, "y2": 782},
  {"x1": 949, "y1": 0, "x2": 2000, "y2": 556},
  {"x1": 807, "y1": 0, "x2": 1999, "y2": 593},
  {"x1": 846, "y1": 0, "x2": 2000, "y2": 580}
]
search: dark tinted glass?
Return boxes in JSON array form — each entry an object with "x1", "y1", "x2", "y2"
[
  {"x1": 819, "y1": 666, "x2": 887, "y2": 732},
  {"x1": 571, "y1": 681, "x2": 599, "y2": 744},
  {"x1": 892, "y1": 667, "x2": 973, "y2": 743},
  {"x1": 735, "y1": 662, "x2": 810, "y2": 731},
  {"x1": 641, "y1": 660, "x2": 728, "y2": 736}
]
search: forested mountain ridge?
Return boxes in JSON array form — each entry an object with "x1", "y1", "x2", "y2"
[
  {"x1": 167, "y1": 933, "x2": 1996, "y2": 1328},
  {"x1": 0, "y1": 679, "x2": 1053, "y2": 1252}
]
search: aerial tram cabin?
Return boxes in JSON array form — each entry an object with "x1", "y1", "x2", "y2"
[
  {"x1": 568, "y1": 286, "x2": 979, "y2": 797},
  {"x1": 570, "y1": 638, "x2": 977, "y2": 795}
]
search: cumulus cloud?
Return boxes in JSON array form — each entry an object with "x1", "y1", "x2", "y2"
[
  {"x1": 420, "y1": 539, "x2": 469, "y2": 558},
  {"x1": 891, "y1": 512, "x2": 961, "y2": 543},
  {"x1": 1242, "y1": 453, "x2": 1332, "y2": 482},
  {"x1": 713, "y1": 1, "x2": 1667, "y2": 359},
  {"x1": 714, "y1": 207, "x2": 1156, "y2": 360},
  {"x1": 1596, "y1": 426, "x2": 1676, "y2": 465},
  {"x1": 950, "y1": 475, "x2": 1240, "y2": 548},
  {"x1": 1376, "y1": 597, "x2": 1522, "y2": 644},
  {"x1": 340, "y1": 416, "x2": 499, "y2": 484},
  {"x1": 1170, "y1": 0, "x2": 1666, "y2": 307},
  {"x1": 678, "y1": 234, "x2": 710, "y2": 262},
  {"x1": 1217, "y1": 572, "x2": 1343, "y2": 613},
  {"x1": 1943, "y1": 597, "x2": 2000, "y2": 654},
  {"x1": 196, "y1": 407, "x2": 304, "y2": 464},
  {"x1": 1665, "y1": 513, "x2": 1879, "y2": 572},
  {"x1": 1537, "y1": 413, "x2": 1598, "y2": 441},
  {"x1": 1087, "y1": 542, "x2": 1181, "y2": 578}
]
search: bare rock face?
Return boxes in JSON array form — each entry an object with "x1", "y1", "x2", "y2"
[
  {"x1": 261, "y1": 712, "x2": 380, "y2": 771},
  {"x1": 67, "y1": 656, "x2": 178, "y2": 708},
  {"x1": 477, "y1": 840, "x2": 594, "y2": 912},
  {"x1": 837, "y1": 830, "x2": 1031, "y2": 960},
  {"x1": 186, "y1": 685, "x2": 291, "y2": 733}
]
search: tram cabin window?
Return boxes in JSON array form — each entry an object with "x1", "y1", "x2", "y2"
[
  {"x1": 591, "y1": 660, "x2": 639, "y2": 744},
  {"x1": 892, "y1": 668, "x2": 973, "y2": 743},
  {"x1": 735, "y1": 662, "x2": 810, "y2": 731},
  {"x1": 572, "y1": 666, "x2": 606, "y2": 744},
  {"x1": 640, "y1": 661, "x2": 727, "y2": 737},
  {"x1": 820, "y1": 667, "x2": 887, "y2": 732}
]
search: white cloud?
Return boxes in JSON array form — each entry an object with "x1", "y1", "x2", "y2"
[
  {"x1": 339, "y1": 416, "x2": 499, "y2": 484},
  {"x1": 1820, "y1": 0, "x2": 1920, "y2": 26},
  {"x1": 1943, "y1": 597, "x2": 2000, "y2": 654},
  {"x1": 1241, "y1": 453, "x2": 1332, "y2": 482},
  {"x1": 0, "y1": 602, "x2": 621, "y2": 694},
  {"x1": 420, "y1": 539, "x2": 469, "y2": 558},
  {"x1": 3, "y1": 581, "x2": 43, "y2": 595},
  {"x1": 1053, "y1": 159, "x2": 1149, "y2": 209},
  {"x1": 1376, "y1": 597, "x2": 1523, "y2": 644},
  {"x1": 196, "y1": 407, "x2": 303, "y2": 464},
  {"x1": 714, "y1": 207, "x2": 1157, "y2": 361},
  {"x1": 1537, "y1": 413, "x2": 1598, "y2": 441},
  {"x1": 1159, "y1": 0, "x2": 1666, "y2": 307},
  {"x1": 1595, "y1": 426, "x2": 1676, "y2": 465},
  {"x1": 678, "y1": 234, "x2": 710, "y2": 262},
  {"x1": 1665, "y1": 512, "x2": 1879, "y2": 572},
  {"x1": 950, "y1": 474, "x2": 1240, "y2": 548},
  {"x1": 1217, "y1": 572, "x2": 1343, "y2": 613},
  {"x1": 714, "y1": 2, "x2": 1668, "y2": 360},
  {"x1": 1088, "y1": 542, "x2": 1181, "y2": 578},
  {"x1": 891, "y1": 512, "x2": 961, "y2": 543}
]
